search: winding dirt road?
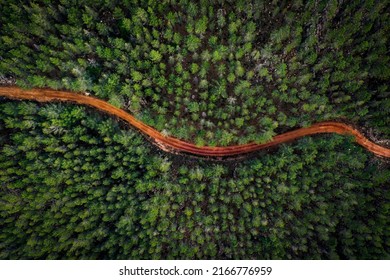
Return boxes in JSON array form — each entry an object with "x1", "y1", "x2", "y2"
[{"x1": 1, "y1": 86, "x2": 389, "y2": 158}]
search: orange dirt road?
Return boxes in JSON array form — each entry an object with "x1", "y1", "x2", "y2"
[{"x1": 1, "y1": 86, "x2": 389, "y2": 158}]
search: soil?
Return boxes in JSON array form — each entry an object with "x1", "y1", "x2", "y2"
[{"x1": 0, "y1": 86, "x2": 389, "y2": 158}]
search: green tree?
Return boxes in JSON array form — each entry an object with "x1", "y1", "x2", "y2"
[
  {"x1": 149, "y1": 50, "x2": 162, "y2": 62},
  {"x1": 186, "y1": 35, "x2": 201, "y2": 52}
]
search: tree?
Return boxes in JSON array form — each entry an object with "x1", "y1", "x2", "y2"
[
  {"x1": 186, "y1": 35, "x2": 201, "y2": 52},
  {"x1": 149, "y1": 50, "x2": 162, "y2": 62},
  {"x1": 131, "y1": 71, "x2": 143, "y2": 82},
  {"x1": 195, "y1": 16, "x2": 208, "y2": 35}
]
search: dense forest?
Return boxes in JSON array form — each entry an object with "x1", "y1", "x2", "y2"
[
  {"x1": 0, "y1": 0, "x2": 389, "y2": 146},
  {"x1": 0, "y1": 0, "x2": 389, "y2": 260},
  {"x1": 0, "y1": 100, "x2": 389, "y2": 259}
]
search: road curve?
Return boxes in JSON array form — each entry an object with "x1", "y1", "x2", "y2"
[{"x1": 1, "y1": 86, "x2": 389, "y2": 158}]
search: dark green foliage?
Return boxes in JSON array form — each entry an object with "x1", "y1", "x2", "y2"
[
  {"x1": 0, "y1": 0, "x2": 389, "y2": 261},
  {"x1": 0, "y1": 101, "x2": 388, "y2": 259},
  {"x1": 1, "y1": 0, "x2": 389, "y2": 145}
]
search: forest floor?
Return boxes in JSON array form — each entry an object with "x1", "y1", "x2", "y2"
[{"x1": 0, "y1": 86, "x2": 389, "y2": 159}]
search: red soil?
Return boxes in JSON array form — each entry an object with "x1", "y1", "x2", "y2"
[{"x1": 1, "y1": 86, "x2": 389, "y2": 158}]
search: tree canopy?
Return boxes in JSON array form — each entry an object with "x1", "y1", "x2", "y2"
[
  {"x1": 0, "y1": 100, "x2": 388, "y2": 259},
  {"x1": 0, "y1": 0, "x2": 389, "y2": 145}
]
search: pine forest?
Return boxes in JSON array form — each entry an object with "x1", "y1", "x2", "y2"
[{"x1": 0, "y1": 0, "x2": 389, "y2": 259}]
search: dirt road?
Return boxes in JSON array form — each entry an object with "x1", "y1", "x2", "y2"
[{"x1": 1, "y1": 86, "x2": 389, "y2": 158}]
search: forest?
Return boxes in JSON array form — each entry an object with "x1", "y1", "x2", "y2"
[
  {"x1": 0, "y1": 0, "x2": 389, "y2": 145},
  {"x1": 0, "y1": 100, "x2": 388, "y2": 259},
  {"x1": 0, "y1": 0, "x2": 389, "y2": 259}
]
